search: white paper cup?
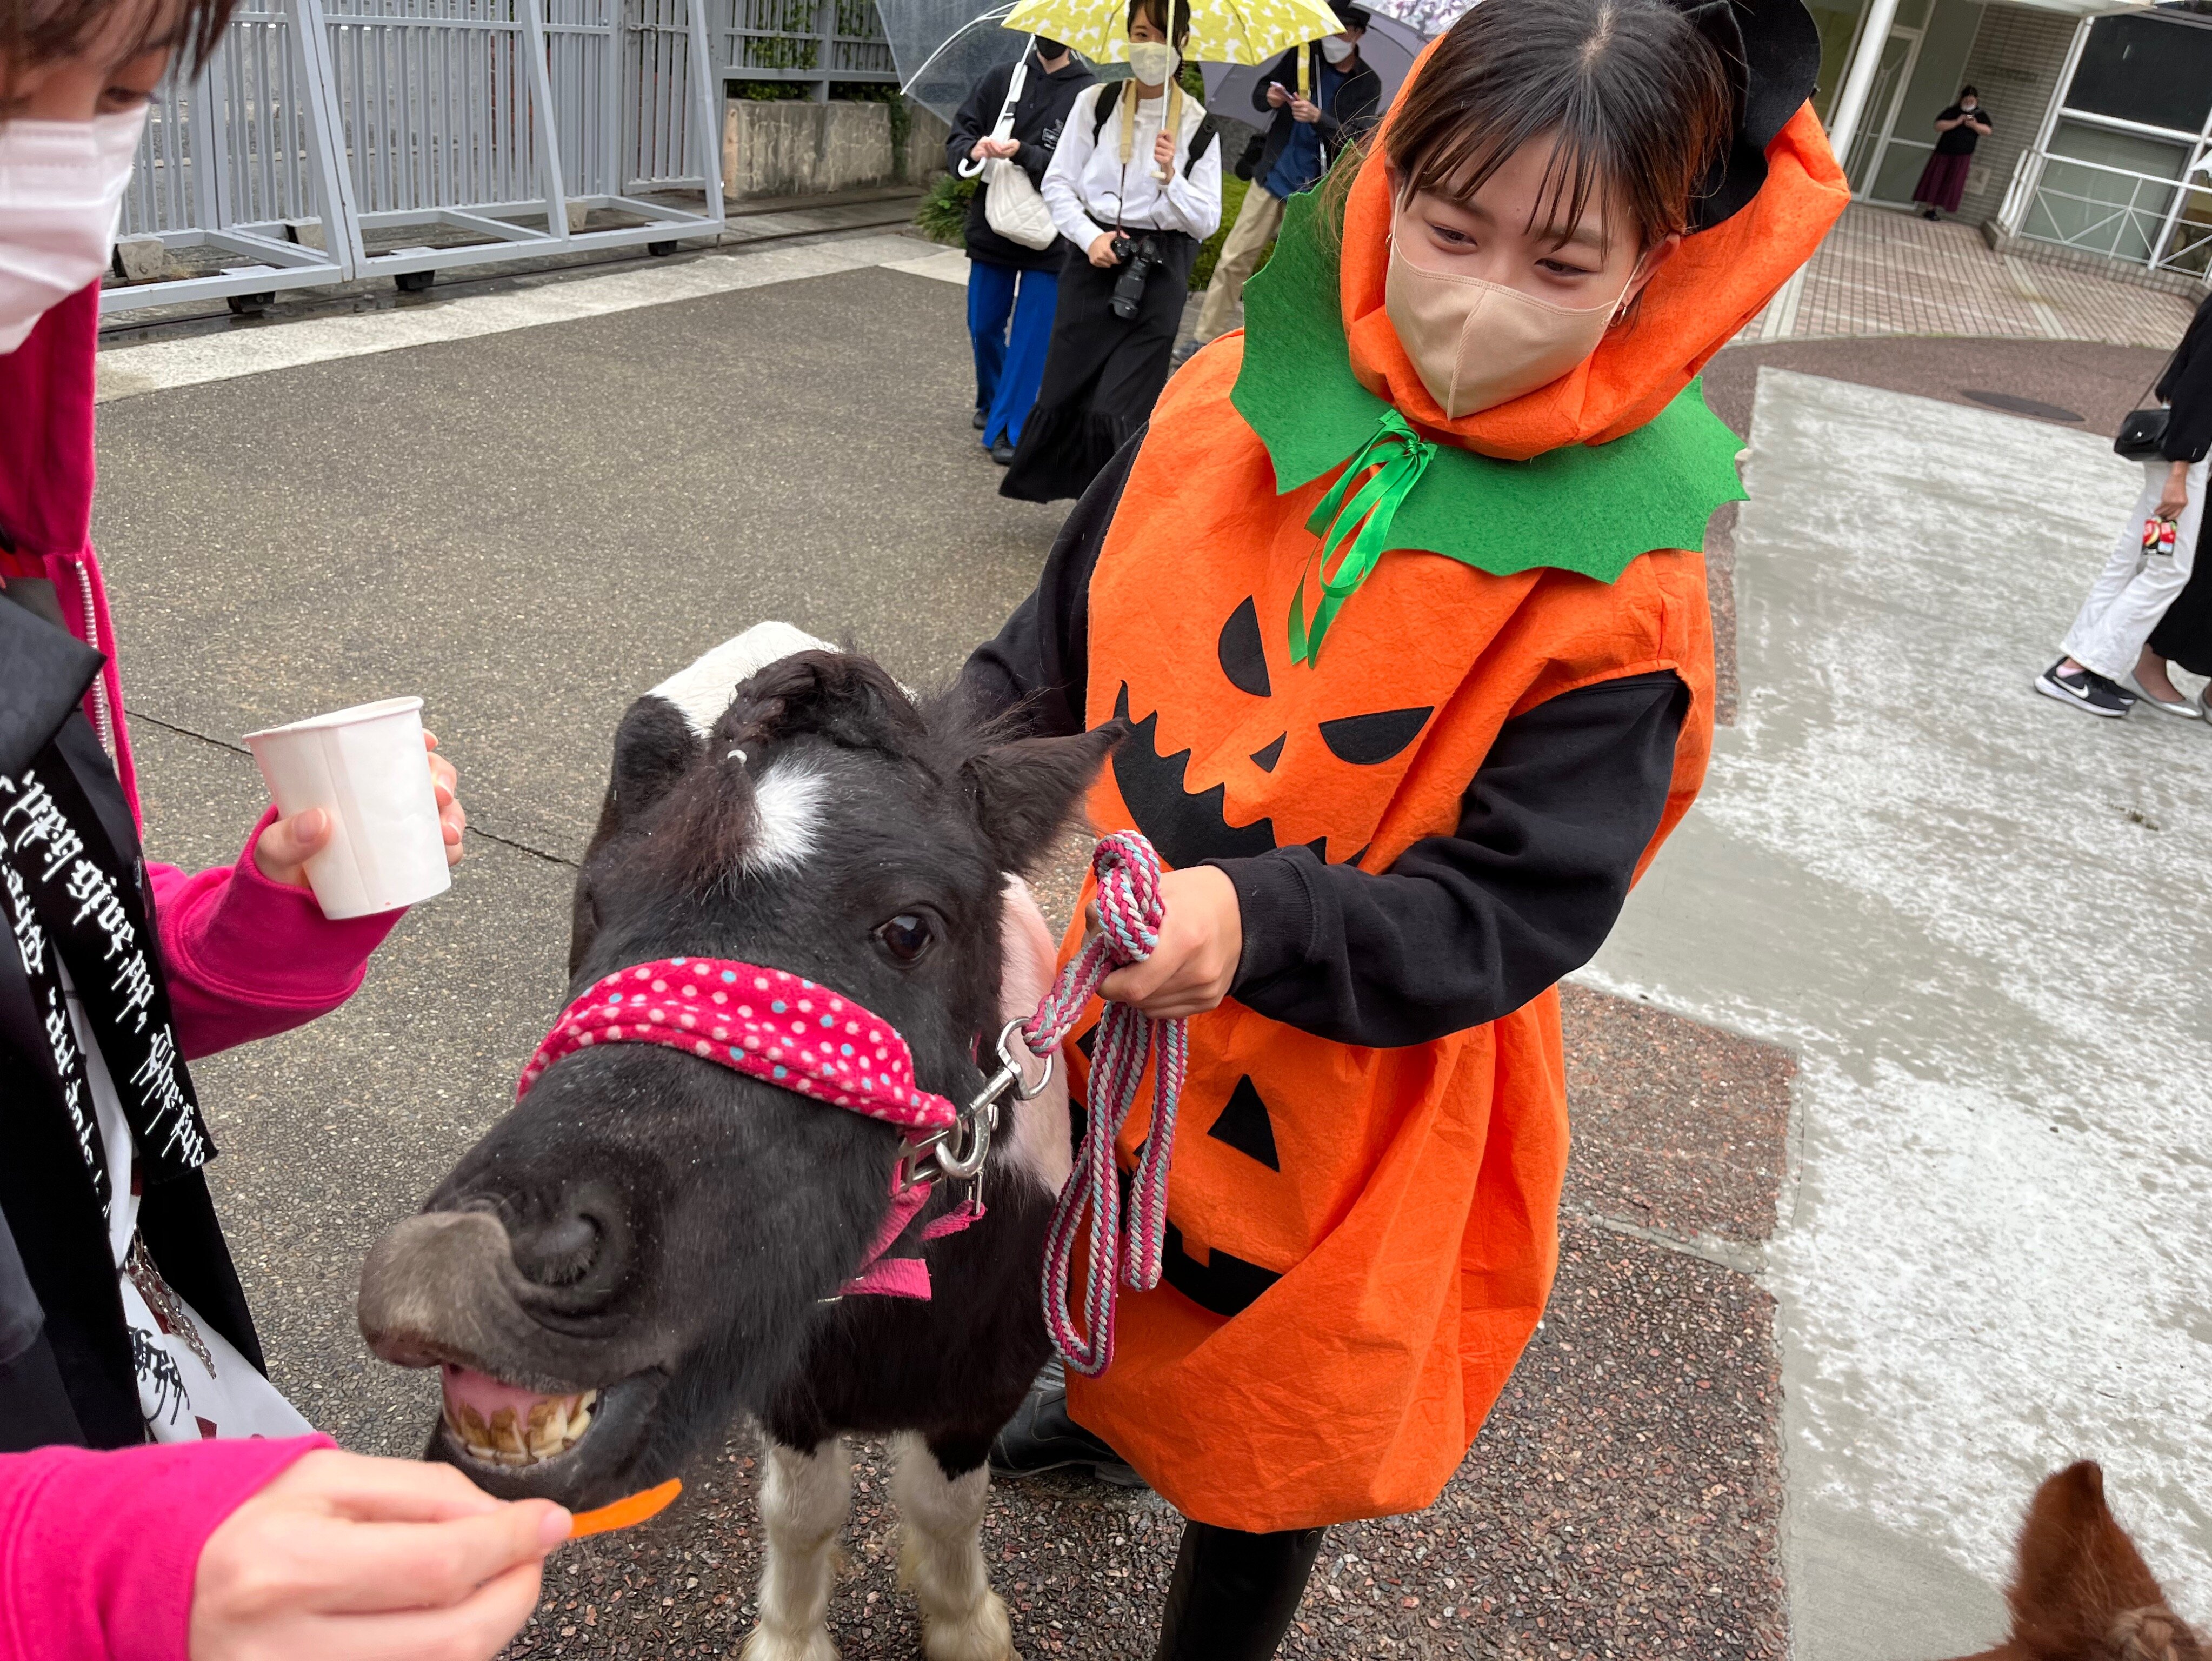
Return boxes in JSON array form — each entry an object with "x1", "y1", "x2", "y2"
[{"x1": 243, "y1": 697, "x2": 451, "y2": 920}]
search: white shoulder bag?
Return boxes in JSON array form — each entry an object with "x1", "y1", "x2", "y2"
[{"x1": 958, "y1": 50, "x2": 1059, "y2": 251}]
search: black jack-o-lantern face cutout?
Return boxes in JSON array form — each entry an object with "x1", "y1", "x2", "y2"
[
  {"x1": 1092, "y1": 595, "x2": 1448, "y2": 1319},
  {"x1": 1108, "y1": 595, "x2": 1435, "y2": 872}
]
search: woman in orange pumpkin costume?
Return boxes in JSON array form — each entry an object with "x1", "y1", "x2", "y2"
[{"x1": 962, "y1": 0, "x2": 1846, "y2": 1651}]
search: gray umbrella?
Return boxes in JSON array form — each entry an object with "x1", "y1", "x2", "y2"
[{"x1": 1200, "y1": 9, "x2": 1423, "y2": 118}]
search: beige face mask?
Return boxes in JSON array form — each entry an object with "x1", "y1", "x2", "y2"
[{"x1": 1383, "y1": 214, "x2": 1641, "y2": 418}]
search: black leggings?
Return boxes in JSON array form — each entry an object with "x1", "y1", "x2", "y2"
[{"x1": 1155, "y1": 1520, "x2": 1328, "y2": 1661}]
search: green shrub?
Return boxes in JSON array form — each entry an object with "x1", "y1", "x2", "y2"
[
  {"x1": 728, "y1": 79, "x2": 812, "y2": 101},
  {"x1": 916, "y1": 173, "x2": 978, "y2": 246}
]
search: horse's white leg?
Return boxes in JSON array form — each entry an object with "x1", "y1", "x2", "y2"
[
  {"x1": 741, "y1": 1436, "x2": 851, "y2": 1661},
  {"x1": 892, "y1": 1432, "x2": 1015, "y2": 1661}
]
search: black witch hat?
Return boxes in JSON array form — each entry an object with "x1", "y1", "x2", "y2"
[{"x1": 1670, "y1": 0, "x2": 1824, "y2": 230}]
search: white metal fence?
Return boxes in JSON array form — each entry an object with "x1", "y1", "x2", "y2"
[
  {"x1": 714, "y1": 0, "x2": 897, "y2": 98},
  {"x1": 108, "y1": 0, "x2": 725, "y2": 314}
]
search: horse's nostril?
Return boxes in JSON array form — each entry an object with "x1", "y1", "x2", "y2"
[{"x1": 512, "y1": 1211, "x2": 605, "y2": 1289}]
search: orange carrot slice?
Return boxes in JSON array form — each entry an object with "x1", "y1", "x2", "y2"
[{"x1": 567, "y1": 1478, "x2": 682, "y2": 1539}]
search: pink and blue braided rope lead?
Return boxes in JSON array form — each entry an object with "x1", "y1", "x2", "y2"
[{"x1": 1027, "y1": 831, "x2": 1189, "y2": 1378}]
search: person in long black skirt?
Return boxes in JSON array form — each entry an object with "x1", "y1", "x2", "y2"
[
  {"x1": 1002, "y1": 0, "x2": 1222, "y2": 503},
  {"x1": 1912, "y1": 87, "x2": 1988, "y2": 221}
]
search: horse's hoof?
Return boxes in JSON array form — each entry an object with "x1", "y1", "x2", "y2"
[
  {"x1": 919, "y1": 1587, "x2": 1016, "y2": 1661},
  {"x1": 739, "y1": 1626, "x2": 841, "y2": 1661}
]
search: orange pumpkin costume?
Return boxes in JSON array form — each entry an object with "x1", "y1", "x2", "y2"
[{"x1": 990, "y1": 52, "x2": 1848, "y2": 1533}]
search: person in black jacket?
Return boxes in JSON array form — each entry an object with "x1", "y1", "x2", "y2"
[
  {"x1": 2039, "y1": 287, "x2": 2212, "y2": 718},
  {"x1": 1184, "y1": 1, "x2": 1378, "y2": 353},
  {"x1": 948, "y1": 37, "x2": 1096, "y2": 464}
]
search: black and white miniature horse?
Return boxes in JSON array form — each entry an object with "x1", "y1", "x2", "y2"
[{"x1": 357, "y1": 627, "x2": 1115, "y2": 1661}]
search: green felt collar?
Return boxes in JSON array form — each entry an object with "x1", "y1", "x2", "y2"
[{"x1": 1229, "y1": 189, "x2": 1747, "y2": 589}]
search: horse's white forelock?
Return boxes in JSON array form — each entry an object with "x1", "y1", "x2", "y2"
[
  {"x1": 648, "y1": 622, "x2": 836, "y2": 738},
  {"x1": 739, "y1": 755, "x2": 829, "y2": 877}
]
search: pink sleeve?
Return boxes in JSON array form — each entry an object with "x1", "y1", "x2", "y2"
[
  {"x1": 0, "y1": 1434, "x2": 333, "y2": 1661},
  {"x1": 150, "y1": 808, "x2": 404, "y2": 1059}
]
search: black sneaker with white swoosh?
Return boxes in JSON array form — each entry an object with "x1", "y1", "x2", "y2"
[{"x1": 2035, "y1": 659, "x2": 2130, "y2": 717}]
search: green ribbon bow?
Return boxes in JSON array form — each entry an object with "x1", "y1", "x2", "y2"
[{"x1": 1289, "y1": 409, "x2": 1437, "y2": 666}]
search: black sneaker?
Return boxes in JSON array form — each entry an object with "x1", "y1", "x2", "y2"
[
  {"x1": 988, "y1": 1359, "x2": 1148, "y2": 1487},
  {"x1": 2035, "y1": 659, "x2": 2129, "y2": 717},
  {"x1": 972, "y1": 408, "x2": 987, "y2": 430},
  {"x1": 990, "y1": 439, "x2": 1016, "y2": 466},
  {"x1": 2099, "y1": 672, "x2": 2138, "y2": 707}
]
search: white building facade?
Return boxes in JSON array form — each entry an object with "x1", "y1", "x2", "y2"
[{"x1": 1820, "y1": 0, "x2": 2212, "y2": 281}]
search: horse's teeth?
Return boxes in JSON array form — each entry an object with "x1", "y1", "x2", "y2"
[
  {"x1": 578, "y1": 1388, "x2": 598, "y2": 1410},
  {"x1": 457, "y1": 1402, "x2": 490, "y2": 1440},
  {"x1": 490, "y1": 1406, "x2": 528, "y2": 1458}
]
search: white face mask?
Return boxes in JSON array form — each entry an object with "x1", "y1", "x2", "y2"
[
  {"x1": 0, "y1": 107, "x2": 146, "y2": 354},
  {"x1": 1383, "y1": 213, "x2": 1641, "y2": 417},
  {"x1": 1320, "y1": 33, "x2": 1355, "y2": 63},
  {"x1": 1126, "y1": 41, "x2": 1180, "y2": 85}
]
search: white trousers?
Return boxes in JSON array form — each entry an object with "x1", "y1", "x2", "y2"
[{"x1": 2061, "y1": 455, "x2": 2207, "y2": 680}]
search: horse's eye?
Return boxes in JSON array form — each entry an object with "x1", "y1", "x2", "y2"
[{"x1": 874, "y1": 913, "x2": 932, "y2": 964}]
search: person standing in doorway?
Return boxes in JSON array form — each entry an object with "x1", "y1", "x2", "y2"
[
  {"x1": 2038, "y1": 285, "x2": 2212, "y2": 717},
  {"x1": 1001, "y1": 0, "x2": 1223, "y2": 504},
  {"x1": 949, "y1": 37, "x2": 1096, "y2": 464},
  {"x1": 1182, "y1": 2, "x2": 1378, "y2": 358},
  {"x1": 1913, "y1": 86, "x2": 1988, "y2": 221}
]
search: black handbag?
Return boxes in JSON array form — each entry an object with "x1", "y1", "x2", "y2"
[
  {"x1": 2115, "y1": 343, "x2": 2182, "y2": 459},
  {"x1": 2115, "y1": 406, "x2": 2169, "y2": 461}
]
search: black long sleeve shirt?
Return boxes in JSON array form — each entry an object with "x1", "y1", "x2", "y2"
[
  {"x1": 962, "y1": 438, "x2": 1689, "y2": 1049},
  {"x1": 2156, "y1": 289, "x2": 2212, "y2": 464},
  {"x1": 945, "y1": 56, "x2": 1097, "y2": 271}
]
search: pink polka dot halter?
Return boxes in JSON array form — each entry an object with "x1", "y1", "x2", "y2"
[{"x1": 518, "y1": 958, "x2": 958, "y2": 1134}]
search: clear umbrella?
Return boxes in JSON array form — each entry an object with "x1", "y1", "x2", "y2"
[{"x1": 887, "y1": 0, "x2": 1030, "y2": 123}]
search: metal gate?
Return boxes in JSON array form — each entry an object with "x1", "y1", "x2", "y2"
[{"x1": 106, "y1": 0, "x2": 724, "y2": 314}]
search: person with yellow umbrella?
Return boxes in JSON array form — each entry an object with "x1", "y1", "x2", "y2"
[
  {"x1": 996, "y1": 0, "x2": 1222, "y2": 503},
  {"x1": 968, "y1": 0, "x2": 1843, "y2": 1653}
]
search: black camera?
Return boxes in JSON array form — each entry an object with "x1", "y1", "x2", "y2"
[{"x1": 1109, "y1": 233, "x2": 1162, "y2": 321}]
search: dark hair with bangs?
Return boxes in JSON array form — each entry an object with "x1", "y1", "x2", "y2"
[
  {"x1": 1383, "y1": 0, "x2": 1734, "y2": 253},
  {"x1": 1, "y1": 0, "x2": 236, "y2": 98},
  {"x1": 1127, "y1": 0, "x2": 1191, "y2": 49}
]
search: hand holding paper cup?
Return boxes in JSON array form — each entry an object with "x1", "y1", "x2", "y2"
[{"x1": 245, "y1": 698, "x2": 452, "y2": 921}]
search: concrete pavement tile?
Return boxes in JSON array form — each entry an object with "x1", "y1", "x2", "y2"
[{"x1": 1560, "y1": 983, "x2": 1795, "y2": 1246}]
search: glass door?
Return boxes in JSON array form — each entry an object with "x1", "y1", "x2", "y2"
[{"x1": 1844, "y1": 26, "x2": 1922, "y2": 194}]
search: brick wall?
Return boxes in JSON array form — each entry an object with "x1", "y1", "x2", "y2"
[{"x1": 1955, "y1": 3, "x2": 2079, "y2": 226}]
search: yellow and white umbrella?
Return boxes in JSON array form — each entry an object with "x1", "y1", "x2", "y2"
[{"x1": 1000, "y1": 0, "x2": 1342, "y2": 67}]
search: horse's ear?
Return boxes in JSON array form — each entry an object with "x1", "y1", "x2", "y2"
[
  {"x1": 963, "y1": 725, "x2": 1121, "y2": 874},
  {"x1": 587, "y1": 695, "x2": 703, "y2": 859},
  {"x1": 2005, "y1": 1462, "x2": 2177, "y2": 1656}
]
